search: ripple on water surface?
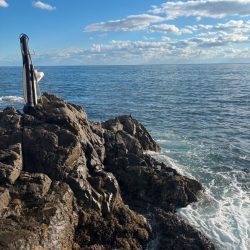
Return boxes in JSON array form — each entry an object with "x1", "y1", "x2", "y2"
[{"x1": 0, "y1": 64, "x2": 249, "y2": 249}]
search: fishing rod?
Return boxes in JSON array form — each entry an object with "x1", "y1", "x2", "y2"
[{"x1": 20, "y1": 34, "x2": 44, "y2": 112}]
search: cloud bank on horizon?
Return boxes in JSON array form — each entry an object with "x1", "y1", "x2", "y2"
[
  {"x1": 60, "y1": 0, "x2": 250, "y2": 64},
  {"x1": 1, "y1": 0, "x2": 250, "y2": 65}
]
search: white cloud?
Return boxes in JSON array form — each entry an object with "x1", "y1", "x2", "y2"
[
  {"x1": 33, "y1": 1, "x2": 56, "y2": 11},
  {"x1": 149, "y1": 24, "x2": 180, "y2": 34},
  {"x1": 84, "y1": 14, "x2": 165, "y2": 32},
  {"x1": 143, "y1": 36, "x2": 156, "y2": 41},
  {"x1": 149, "y1": 24, "x2": 193, "y2": 35},
  {"x1": 37, "y1": 36, "x2": 245, "y2": 64},
  {"x1": 0, "y1": 0, "x2": 8, "y2": 8},
  {"x1": 186, "y1": 19, "x2": 250, "y2": 34},
  {"x1": 151, "y1": 0, "x2": 250, "y2": 19},
  {"x1": 3, "y1": 34, "x2": 250, "y2": 66},
  {"x1": 189, "y1": 31, "x2": 249, "y2": 47}
]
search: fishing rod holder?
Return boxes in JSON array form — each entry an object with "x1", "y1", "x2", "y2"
[{"x1": 20, "y1": 33, "x2": 38, "y2": 112}]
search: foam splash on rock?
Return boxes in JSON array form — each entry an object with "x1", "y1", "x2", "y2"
[{"x1": 0, "y1": 96, "x2": 24, "y2": 103}]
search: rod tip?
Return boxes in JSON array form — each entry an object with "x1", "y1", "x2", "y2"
[{"x1": 19, "y1": 33, "x2": 29, "y2": 41}]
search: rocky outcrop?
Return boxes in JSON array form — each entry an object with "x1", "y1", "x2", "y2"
[
  {"x1": 0, "y1": 93, "x2": 214, "y2": 250},
  {"x1": 102, "y1": 115, "x2": 202, "y2": 211}
]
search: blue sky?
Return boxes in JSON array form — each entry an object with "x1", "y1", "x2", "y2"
[{"x1": 1, "y1": 0, "x2": 250, "y2": 65}]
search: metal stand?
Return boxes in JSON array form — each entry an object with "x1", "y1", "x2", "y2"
[{"x1": 20, "y1": 34, "x2": 37, "y2": 112}]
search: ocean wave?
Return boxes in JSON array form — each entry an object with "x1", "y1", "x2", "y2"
[
  {"x1": 177, "y1": 175, "x2": 250, "y2": 250},
  {"x1": 149, "y1": 150, "x2": 250, "y2": 250},
  {"x1": 0, "y1": 96, "x2": 24, "y2": 103},
  {"x1": 148, "y1": 150, "x2": 195, "y2": 179}
]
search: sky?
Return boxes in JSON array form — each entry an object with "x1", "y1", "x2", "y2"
[{"x1": 1, "y1": 0, "x2": 250, "y2": 65}]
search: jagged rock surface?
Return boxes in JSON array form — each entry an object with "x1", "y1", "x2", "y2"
[
  {"x1": 102, "y1": 115, "x2": 202, "y2": 211},
  {"x1": 0, "y1": 108, "x2": 23, "y2": 185},
  {"x1": 0, "y1": 93, "x2": 214, "y2": 250}
]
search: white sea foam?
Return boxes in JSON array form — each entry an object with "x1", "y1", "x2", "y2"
[
  {"x1": 0, "y1": 96, "x2": 24, "y2": 103},
  {"x1": 148, "y1": 150, "x2": 195, "y2": 179},
  {"x1": 177, "y1": 174, "x2": 250, "y2": 250},
  {"x1": 148, "y1": 150, "x2": 250, "y2": 250}
]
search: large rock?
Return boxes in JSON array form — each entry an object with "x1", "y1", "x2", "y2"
[
  {"x1": 102, "y1": 115, "x2": 160, "y2": 152},
  {"x1": 20, "y1": 94, "x2": 150, "y2": 249},
  {"x1": 0, "y1": 108, "x2": 22, "y2": 185},
  {"x1": 22, "y1": 93, "x2": 104, "y2": 180},
  {"x1": 102, "y1": 118, "x2": 202, "y2": 211},
  {"x1": 0, "y1": 93, "x2": 214, "y2": 250}
]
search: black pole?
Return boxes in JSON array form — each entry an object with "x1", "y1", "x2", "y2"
[{"x1": 20, "y1": 34, "x2": 35, "y2": 111}]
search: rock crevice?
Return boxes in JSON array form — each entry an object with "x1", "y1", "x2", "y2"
[{"x1": 0, "y1": 93, "x2": 214, "y2": 250}]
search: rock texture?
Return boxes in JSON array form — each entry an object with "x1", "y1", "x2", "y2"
[{"x1": 0, "y1": 93, "x2": 215, "y2": 250}]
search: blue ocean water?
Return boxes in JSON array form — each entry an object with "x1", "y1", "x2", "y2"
[{"x1": 0, "y1": 64, "x2": 250, "y2": 249}]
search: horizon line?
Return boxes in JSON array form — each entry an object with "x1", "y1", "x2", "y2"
[{"x1": 1, "y1": 62, "x2": 250, "y2": 67}]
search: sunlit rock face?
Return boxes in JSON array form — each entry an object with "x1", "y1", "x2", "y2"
[{"x1": 0, "y1": 93, "x2": 214, "y2": 250}]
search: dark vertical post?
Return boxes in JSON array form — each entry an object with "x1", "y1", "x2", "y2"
[{"x1": 20, "y1": 34, "x2": 34, "y2": 110}]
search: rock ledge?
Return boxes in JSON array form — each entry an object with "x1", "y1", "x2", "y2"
[{"x1": 0, "y1": 93, "x2": 214, "y2": 250}]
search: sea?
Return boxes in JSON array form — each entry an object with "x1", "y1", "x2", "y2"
[{"x1": 0, "y1": 64, "x2": 249, "y2": 250}]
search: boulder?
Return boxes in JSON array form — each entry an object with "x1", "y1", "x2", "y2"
[
  {"x1": 102, "y1": 115, "x2": 160, "y2": 152},
  {"x1": 103, "y1": 119, "x2": 202, "y2": 211},
  {"x1": 22, "y1": 93, "x2": 103, "y2": 180},
  {"x1": 10, "y1": 172, "x2": 52, "y2": 199}
]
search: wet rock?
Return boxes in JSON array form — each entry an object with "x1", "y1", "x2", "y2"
[{"x1": 148, "y1": 208, "x2": 215, "y2": 250}]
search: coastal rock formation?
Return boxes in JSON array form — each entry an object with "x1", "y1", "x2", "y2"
[
  {"x1": 102, "y1": 115, "x2": 202, "y2": 211},
  {"x1": 0, "y1": 93, "x2": 214, "y2": 250}
]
